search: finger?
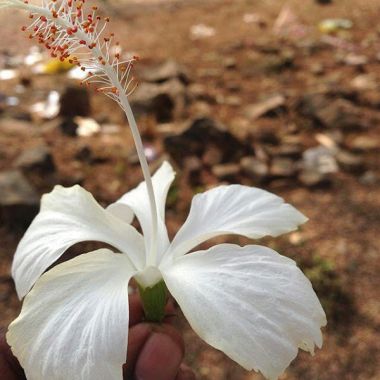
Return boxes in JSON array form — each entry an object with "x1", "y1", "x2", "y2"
[
  {"x1": 175, "y1": 363, "x2": 196, "y2": 380},
  {"x1": 0, "y1": 328, "x2": 26, "y2": 380},
  {"x1": 134, "y1": 325, "x2": 184, "y2": 380},
  {"x1": 123, "y1": 324, "x2": 152, "y2": 379},
  {"x1": 129, "y1": 293, "x2": 144, "y2": 326}
]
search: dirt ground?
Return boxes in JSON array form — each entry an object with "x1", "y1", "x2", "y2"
[{"x1": 0, "y1": 0, "x2": 380, "y2": 379}]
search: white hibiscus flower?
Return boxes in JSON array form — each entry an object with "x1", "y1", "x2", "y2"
[{"x1": 7, "y1": 161, "x2": 326, "y2": 380}]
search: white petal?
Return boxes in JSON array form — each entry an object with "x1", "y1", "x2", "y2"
[
  {"x1": 12, "y1": 185, "x2": 144, "y2": 299},
  {"x1": 7, "y1": 249, "x2": 135, "y2": 380},
  {"x1": 162, "y1": 244, "x2": 326, "y2": 380},
  {"x1": 107, "y1": 161, "x2": 175, "y2": 257},
  {"x1": 169, "y1": 185, "x2": 307, "y2": 257}
]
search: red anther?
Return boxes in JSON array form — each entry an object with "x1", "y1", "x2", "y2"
[
  {"x1": 21, "y1": 26, "x2": 27, "y2": 31},
  {"x1": 29, "y1": 14, "x2": 34, "y2": 19},
  {"x1": 68, "y1": 59, "x2": 73, "y2": 64},
  {"x1": 23, "y1": 0, "x2": 28, "y2": 3},
  {"x1": 133, "y1": 55, "x2": 140, "y2": 61},
  {"x1": 101, "y1": 60, "x2": 106, "y2": 65},
  {"x1": 88, "y1": 72, "x2": 93, "y2": 76},
  {"x1": 68, "y1": 0, "x2": 72, "y2": 6},
  {"x1": 33, "y1": 26, "x2": 39, "y2": 32},
  {"x1": 72, "y1": 26, "x2": 78, "y2": 33},
  {"x1": 40, "y1": 16, "x2": 47, "y2": 22},
  {"x1": 115, "y1": 53, "x2": 120, "y2": 59},
  {"x1": 88, "y1": 27, "x2": 94, "y2": 33},
  {"x1": 110, "y1": 33, "x2": 114, "y2": 37},
  {"x1": 81, "y1": 67, "x2": 86, "y2": 71},
  {"x1": 52, "y1": 10, "x2": 58, "y2": 18},
  {"x1": 51, "y1": 52, "x2": 57, "y2": 58},
  {"x1": 111, "y1": 87, "x2": 118, "y2": 94},
  {"x1": 60, "y1": 57, "x2": 65, "y2": 62},
  {"x1": 45, "y1": 43, "x2": 51, "y2": 49},
  {"x1": 96, "y1": 16, "x2": 101, "y2": 21},
  {"x1": 79, "y1": 40, "x2": 86, "y2": 45},
  {"x1": 105, "y1": 17, "x2": 110, "y2": 22},
  {"x1": 28, "y1": 34, "x2": 33, "y2": 39},
  {"x1": 92, "y1": 6, "x2": 98, "y2": 10},
  {"x1": 88, "y1": 42, "x2": 96, "y2": 49},
  {"x1": 104, "y1": 37, "x2": 110, "y2": 42}
]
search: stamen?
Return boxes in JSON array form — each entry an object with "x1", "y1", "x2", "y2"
[{"x1": 7, "y1": 0, "x2": 160, "y2": 266}]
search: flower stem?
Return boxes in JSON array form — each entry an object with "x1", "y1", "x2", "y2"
[{"x1": 137, "y1": 280, "x2": 167, "y2": 323}]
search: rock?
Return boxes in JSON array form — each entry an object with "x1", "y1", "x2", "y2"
[
  {"x1": 59, "y1": 86, "x2": 91, "y2": 118},
  {"x1": 336, "y1": 150, "x2": 364, "y2": 173},
  {"x1": 240, "y1": 156, "x2": 269, "y2": 181},
  {"x1": 299, "y1": 169, "x2": 330, "y2": 187},
  {"x1": 267, "y1": 143, "x2": 303, "y2": 159},
  {"x1": 75, "y1": 145, "x2": 93, "y2": 163},
  {"x1": 350, "y1": 74, "x2": 377, "y2": 90},
  {"x1": 220, "y1": 95, "x2": 242, "y2": 107},
  {"x1": 0, "y1": 170, "x2": 39, "y2": 228},
  {"x1": 259, "y1": 50, "x2": 295, "y2": 73},
  {"x1": 302, "y1": 145, "x2": 338, "y2": 174},
  {"x1": 30, "y1": 90, "x2": 60, "y2": 120},
  {"x1": 190, "y1": 101, "x2": 212, "y2": 117},
  {"x1": 188, "y1": 83, "x2": 216, "y2": 103},
  {"x1": 343, "y1": 54, "x2": 368, "y2": 67},
  {"x1": 310, "y1": 63, "x2": 325, "y2": 75},
  {"x1": 140, "y1": 60, "x2": 190, "y2": 85},
  {"x1": 349, "y1": 136, "x2": 380, "y2": 152},
  {"x1": 243, "y1": 94, "x2": 286, "y2": 120},
  {"x1": 270, "y1": 158, "x2": 298, "y2": 178},
  {"x1": 222, "y1": 57, "x2": 237, "y2": 69},
  {"x1": 212, "y1": 163, "x2": 241, "y2": 180},
  {"x1": 59, "y1": 118, "x2": 79, "y2": 136},
  {"x1": 202, "y1": 144, "x2": 224, "y2": 166},
  {"x1": 129, "y1": 79, "x2": 187, "y2": 122},
  {"x1": 357, "y1": 90, "x2": 380, "y2": 108},
  {"x1": 198, "y1": 68, "x2": 223, "y2": 79},
  {"x1": 299, "y1": 94, "x2": 370, "y2": 130},
  {"x1": 359, "y1": 171, "x2": 377, "y2": 185},
  {"x1": 14, "y1": 145, "x2": 55, "y2": 173},
  {"x1": 164, "y1": 118, "x2": 252, "y2": 167},
  {"x1": 75, "y1": 117, "x2": 101, "y2": 137}
]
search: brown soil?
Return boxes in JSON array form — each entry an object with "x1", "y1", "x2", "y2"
[{"x1": 0, "y1": 1, "x2": 379, "y2": 379}]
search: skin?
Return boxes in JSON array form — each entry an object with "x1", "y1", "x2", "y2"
[{"x1": 0, "y1": 293, "x2": 196, "y2": 380}]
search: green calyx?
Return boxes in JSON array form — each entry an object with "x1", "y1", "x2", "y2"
[{"x1": 137, "y1": 280, "x2": 168, "y2": 323}]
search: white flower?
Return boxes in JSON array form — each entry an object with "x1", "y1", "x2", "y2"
[{"x1": 7, "y1": 161, "x2": 326, "y2": 380}]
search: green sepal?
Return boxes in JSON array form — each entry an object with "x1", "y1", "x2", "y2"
[{"x1": 137, "y1": 280, "x2": 167, "y2": 323}]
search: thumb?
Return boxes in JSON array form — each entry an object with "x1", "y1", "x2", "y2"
[{"x1": 134, "y1": 324, "x2": 184, "y2": 380}]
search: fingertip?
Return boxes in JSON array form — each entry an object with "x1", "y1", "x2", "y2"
[
  {"x1": 135, "y1": 331, "x2": 183, "y2": 380},
  {"x1": 123, "y1": 324, "x2": 152, "y2": 378}
]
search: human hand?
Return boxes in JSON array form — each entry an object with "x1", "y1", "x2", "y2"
[{"x1": 0, "y1": 293, "x2": 195, "y2": 380}]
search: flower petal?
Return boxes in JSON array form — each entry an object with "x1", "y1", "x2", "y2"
[
  {"x1": 12, "y1": 185, "x2": 144, "y2": 299},
  {"x1": 169, "y1": 185, "x2": 307, "y2": 257},
  {"x1": 108, "y1": 161, "x2": 175, "y2": 257},
  {"x1": 7, "y1": 249, "x2": 135, "y2": 380},
  {"x1": 162, "y1": 244, "x2": 326, "y2": 380}
]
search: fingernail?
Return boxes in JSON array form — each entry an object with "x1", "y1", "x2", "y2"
[{"x1": 135, "y1": 332, "x2": 182, "y2": 380}]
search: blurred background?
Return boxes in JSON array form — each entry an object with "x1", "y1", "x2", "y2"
[{"x1": 0, "y1": 0, "x2": 379, "y2": 379}]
